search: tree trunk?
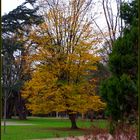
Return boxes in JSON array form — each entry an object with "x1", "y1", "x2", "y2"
[
  {"x1": 82, "y1": 113, "x2": 85, "y2": 119},
  {"x1": 6, "y1": 98, "x2": 14, "y2": 119},
  {"x1": 14, "y1": 92, "x2": 27, "y2": 120},
  {"x1": 3, "y1": 92, "x2": 7, "y2": 134},
  {"x1": 69, "y1": 114, "x2": 78, "y2": 129},
  {"x1": 56, "y1": 112, "x2": 59, "y2": 118},
  {"x1": 90, "y1": 110, "x2": 94, "y2": 122}
]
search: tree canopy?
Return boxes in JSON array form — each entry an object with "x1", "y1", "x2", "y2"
[{"x1": 22, "y1": 0, "x2": 106, "y2": 128}]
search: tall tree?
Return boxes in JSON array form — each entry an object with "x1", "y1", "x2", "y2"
[
  {"x1": 2, "y1": 0, "x2": 43, "y2": 125},
  {"x1": 22, "y1": 0, "x2": 106, "y2": 129},
  {"x1": 99, "y1": 0, "x2": 138, "y2": 132}
]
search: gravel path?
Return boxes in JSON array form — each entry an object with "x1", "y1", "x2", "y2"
[
  {"x1": 1, "y1": 121, "x2": 34, "y2": 126},
  {"x1": 31, "y1": 134, "x2": 114, "y2": 140},
  {"x1": 30, "y1": 136, "x2": 90, "y2": 140}
]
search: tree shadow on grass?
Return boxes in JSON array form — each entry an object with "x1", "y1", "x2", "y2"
[
  {"x1": 34, "y1": 127, "x2": 95, "y2": 138},
  {"x1": 46, "y1": 127, "x2": 92, "y2": 131},
  {"x1": 32, "y1": 127, "x2": 96, "y2": 135}
]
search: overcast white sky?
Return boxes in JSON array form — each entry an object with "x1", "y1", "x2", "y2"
[
  {"x1": 1, "y1": 0, "x2": 25, "y2": 15},
  {"x1": 1, "y1": 0, "x2": 119, "y2": 31}
]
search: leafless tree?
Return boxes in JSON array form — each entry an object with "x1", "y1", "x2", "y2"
[{"x1": 93, "y1": 0, "x2": 125, "y2": 63}]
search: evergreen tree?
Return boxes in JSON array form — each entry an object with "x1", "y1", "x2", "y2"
[{"x1": 99, "y1": 0, "x2": 138, "y2": 128}]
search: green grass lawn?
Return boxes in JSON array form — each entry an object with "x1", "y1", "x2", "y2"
[{"x1": 1, "y1": 117, "x2": 108, "y2": 140}]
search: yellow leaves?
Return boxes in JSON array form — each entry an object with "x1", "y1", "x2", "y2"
[
  {"x1": 22, "y1": 65, "x2": 57, "y2": 97},
  {"x1": 40, "y1": 23, "x2": 48, "y2": 30},
  {"x1": 29, "y1": 31, "x2": 51, "y2": 46},
  {"x1": 21, "y1": 40, "x2": 106, "y2": 115},
  {"x1": 20, "y1": 0, "x2": 107, "y2": 115},
  {"x1": 22, "y1": 61, "x2": 106, "y2": 114}
]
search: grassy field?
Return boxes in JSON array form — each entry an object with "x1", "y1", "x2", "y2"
[{"x1": 1, "y1": 117, "x2": 108, "y2": 140}]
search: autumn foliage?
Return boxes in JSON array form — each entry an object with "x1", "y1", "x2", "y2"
[{"x1": 22, "y1": 0, "x2": 106, "y2": 128}]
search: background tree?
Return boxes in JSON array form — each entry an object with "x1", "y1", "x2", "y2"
[
  {"x1": 2, "y1": 0, "x2": 43, "y2": 133},
  {"x1": 99, "y1": 0, "x2": 138, "y2": 132},
  {"x1": 22, "y1": 0, "x2": 106, "y2": 129},
  {"x1": 93, "y1": 0, "x2": 125, "y2": 63}
]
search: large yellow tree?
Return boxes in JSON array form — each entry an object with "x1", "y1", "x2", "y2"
[{"x1": 22, "y1": 0, "x2": 106, "y2": 129}]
